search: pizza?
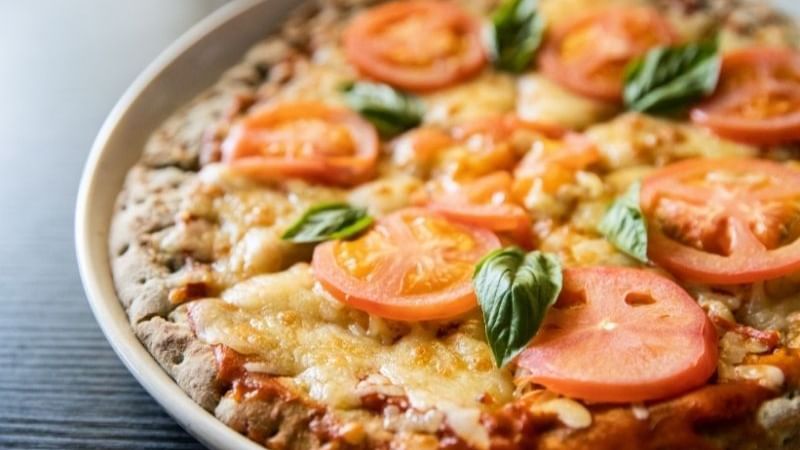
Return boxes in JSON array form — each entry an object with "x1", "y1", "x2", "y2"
[{"x1": 109, "y1": 0, "x2": 800, "y2": 448}]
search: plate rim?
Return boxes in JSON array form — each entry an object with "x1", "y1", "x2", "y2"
[{"x1": 75, "y1": 1, "x2": 273, "y2": 449}]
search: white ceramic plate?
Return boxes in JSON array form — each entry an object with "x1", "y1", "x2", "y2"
[
  {"x1": 76, "y1": 1, "x2": 296, "y2": 449},
  {"x1": 76, "y1": 1, "x2": 799, "y2": 449}
]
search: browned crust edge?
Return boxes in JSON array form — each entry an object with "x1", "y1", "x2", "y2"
[{"x1": 107, "y1": 1, "x2": 381, "y2": 448}]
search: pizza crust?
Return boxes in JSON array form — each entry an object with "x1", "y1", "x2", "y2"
[
  {"x1": 215, "y1": 388, "x2": 326, "y2": 449},
  {"x1": 110, "y1": 166, "x2": 192, "y2": 322},
  {"x1": 136, "y1": 314, "x2": 221, "y2": 411},
  {"x1": 107, "y1": 0, "x2": 380, "y2": 446}
]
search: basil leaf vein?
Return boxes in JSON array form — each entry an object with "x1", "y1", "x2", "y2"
[
  {"x1": 623, "y1": 39, "x2": 720, "y2": 114},
  {"x1": 341, "y1": 82, "x2": 423, "y2": 137},
  {"x1": 282, "y1": 202, "x2": 373, "y2": 243},
  {"x1": 486, "y1": 0, "x2": 545, "y2": 73},
  {"x1": 474, "y1": 247, "x2": 562, "y2": 367},
  {"x1": 598, "y1": 181, "x2": 648, "y2": 263}
]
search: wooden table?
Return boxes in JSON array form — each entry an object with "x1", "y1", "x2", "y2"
[{"x1": 0, "y1": 2, "x2": 226, "y2": 448}]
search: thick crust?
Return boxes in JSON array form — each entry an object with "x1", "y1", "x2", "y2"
[
  {"x1": 107, "y1": 0, "x2": 355, "y2": 443},
  {"x1": 108, "y1": 0, "x2": 800, "y2": 449},
  {"x1": 215, "y1": 389, "x2": 325, "y2": 450},
  {"x1": 110, "y1": 166, "x2": 191, "y2": 322},
  {"x1": 135, "y1": 313, "x2": 221, "y2": 411}
]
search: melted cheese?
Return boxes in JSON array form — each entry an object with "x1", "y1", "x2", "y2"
[
  {"x1": 516, "y1": 74, "x2": 618, "y2": 130},
  {"x1": 423, "y1": 71, "x2": 516, "y2": 127},
  {"x1": 347, "y1": 174, "x2": 424, "y2": 216},
  {"x1": 192, "y1": 265, "x2": 514, "y2": 437},
  {"x1": 172, "y1": 165, "x2": 348, "y2": 287},
  {"x1": 265, "y1": 45, "x2": 355, "y2": 107},
  {"x1": 586, "y1": 113, "x2": 757, "y2": 170}
]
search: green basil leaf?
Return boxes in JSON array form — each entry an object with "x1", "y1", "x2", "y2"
[
  {"x1": 623, "y1": 39, "x2": 720, "y2": 114},
  {"x1": 282, "y1": 202, "x2": 373, "y2": 243},
  {"x1": 341, "y1": 81, "x2": 423, "y2": 137},
  {"x1": 486, "y1": 0, "x2": 545, "y2": 73},
  {"x1": 598, "y1": 181, "x2": 648, "y2": 263},
  {"x1": 473, "y1": 247, "x2": 562, "y2": 367}
]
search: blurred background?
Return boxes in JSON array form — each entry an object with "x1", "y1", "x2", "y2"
[
  {"x1": 0, "y1": 2, "x2": 226, "y2": 449},
  {"x1": 0, "y1": 0, "x2": 797, "y2": 449}
]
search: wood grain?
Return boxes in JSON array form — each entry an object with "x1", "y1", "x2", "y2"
[{"x1": 0, "y1": 1, "x2": 228, "y2": 448}]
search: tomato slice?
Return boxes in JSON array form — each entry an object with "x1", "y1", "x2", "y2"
[
  {"x1": 452, "y1": 114, "x2": 566, "y2": 142},
  {"x1": 343, "y1": 1, "x2": 486, "y2": 92},
  {"x1": 222, "y1": 101, "x2": 378, "y2": 186},
  {"x1": 642, "y1": 157, "x2": 800, "y2": 284},
  {"x1": 440, "y1": 115, "x2": 567, "y2": 180},
  {"x1": 539, "y1": 7, "x2": 676, "y2": 102},
  {"x1": 312, "y1": 208, "x2": 500, "y2": 320},
  {"x1": 691, "y1": 47, "x2": 800, "y2": 145},
  {"x1": 518, "y1": 267, "x2": 717, "y2": 403},
  {"x1": 512, "y1": 132, "x2": 598, "y2": 196},
  {"x1": 422, "y1": 172, "x2": 533, "y2": 247}
]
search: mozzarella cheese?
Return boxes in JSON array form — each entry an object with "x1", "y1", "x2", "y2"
[
  {"x1": 422, "y1": 71, "x2": 517, "y2": 127},
  {"x1": 191, "y1": 264, "x2": 514, "y2": 444},
  {"x1": 516, "y1": 74, "x2": 618, "y2": 130},
  {"x1": 586, "y1": 113, "x2": 757, "y2": 170}
]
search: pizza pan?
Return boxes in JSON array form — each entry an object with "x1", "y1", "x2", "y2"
[
  {"x1": 75, "y1": 1, "x2": 294, "y2": 449},
  {"x1": 76, "y1": 1, "x2": 799, "y2": 450}
]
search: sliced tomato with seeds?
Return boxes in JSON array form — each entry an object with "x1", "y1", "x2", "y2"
[
  {"x1": 422, "y1": 172, "x2": 533, "y2": 247},
  {"x1": 312, "y1": 208, "x2": 500, "y2": 321},
  {"x1": 222, "y1": 101, "x2": 379, "y2": 186},
  {"x1": 539, "y1": 7, "x2": 676, "y2": 102},
  {"x1": 343, "y1": 0, "x2": 486, "y2": 92},
  {"x1": 691, "y1": 47, "x2": 800, "y2": 144},
  {"x1": 518, "y1": 267, "x2": 717, "y2": 403},
  {"x1": 642, "y1": 157, "x2": 800, "y2": 284}
]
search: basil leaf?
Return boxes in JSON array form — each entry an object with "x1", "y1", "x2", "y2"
[
  {"x1": 473, "y1": 248, "x2": 562, "y2": 367},
  {"x1": 341, "y1": 82, "x2": 423, "y2": 137},
  {"x1": 623, "y1": 39, "x2": 720, "y2": 114},
  {"x1": 282, "y1": 203, "x2": 373, "y2": 243},
  {"x1": 486, "y1": 0, "x2": 545, "y2": 73},
  {"x1": 598, "y1": 181, "x2": 648, "y2": 263}
]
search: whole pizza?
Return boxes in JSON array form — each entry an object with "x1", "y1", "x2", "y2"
[{"x1": 110, "y1": 0, "x2": 800, "y2": 448}]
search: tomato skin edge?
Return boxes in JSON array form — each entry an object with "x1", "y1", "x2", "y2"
[
  {"x1": 641, "y1": 157, "x2": 800, "y2": 285},
  {"x1": 311, "y1": 209, "x2": 502, "y2": 321},
  {"x1": 647, "y1": 228, "x2": 800, "y2": 285},
  {"x1": 538, "y1": 7, "x2": 677, "y2": 103},
  {"x1": 517, "y1": 267, "x2": 718, "y2": 403},
  {"x1": 313, "y1": 247, "x2": 481, "y2": 321},
  {"x1": 690, "y1": 47, "x2": 800, "y2": 145},
  {"x1": 221, "y1": 102, "x2": 379, "y2": 186},
  {"x1": 517, "y1": 317, "x2": 717, "y2": 404},
  {"x1": 342, "y1": 0, "x2": 487, "y2": 93},
  {"x1": 690, "y1": 105, "x2": 800, "y2": 146}
]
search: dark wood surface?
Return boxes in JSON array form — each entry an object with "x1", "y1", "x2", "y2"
[{"x1": 0, "y1": 1, "x2": 227, "y2": 448}]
